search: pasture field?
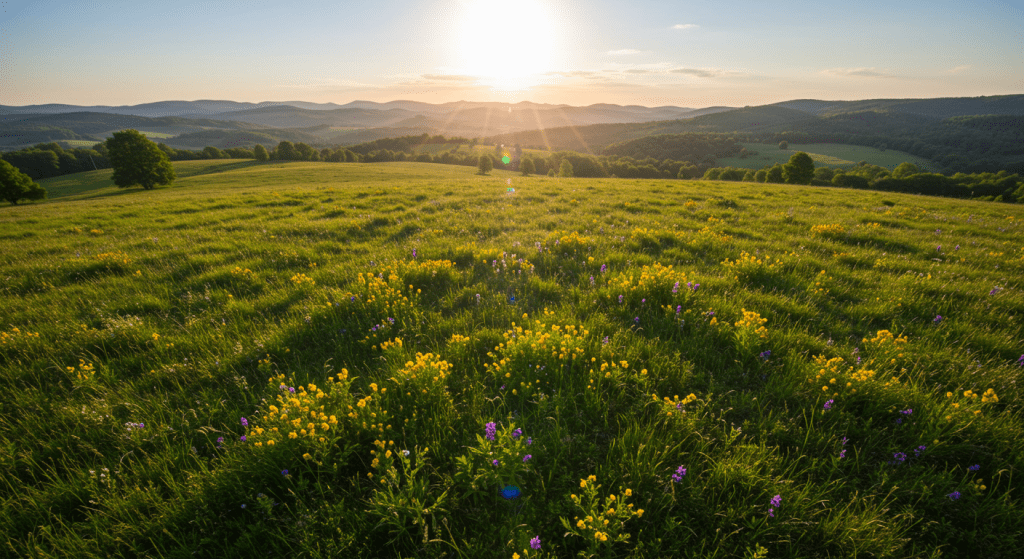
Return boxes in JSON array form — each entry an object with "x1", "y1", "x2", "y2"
[
  {"x1": 3, "y1": 159, "x2": 1024, "y2": 558},
  {"x1": 717, "y1": 143, "x2": 939, "y2": 173}
]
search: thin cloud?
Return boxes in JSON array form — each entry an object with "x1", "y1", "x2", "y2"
[
  {"x1": 670, "y1": 68, "x2": 723, "y2": 78},
  {"x1": 821, "y1": 67, "x2": 896, "y2": 78},
  {"x1": 945, "y1": 65, "x2": 971, "y2": 74},
  {"x1": 624, "y1": 69, "x2": 653, "y2": 74},
  {"x1": 608, "y1": 49, "x2": 643, "y2": 55},
  {"x1": 671, "y1": 24, "x2": 697, "y2": 30}
]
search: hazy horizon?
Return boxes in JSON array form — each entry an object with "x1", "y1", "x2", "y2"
[{"x1": 2, "y1": 0, "x2": 1021, "y2": 108}]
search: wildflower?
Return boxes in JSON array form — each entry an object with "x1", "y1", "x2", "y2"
[
  {"x1": 602, "y1": 336, "x2": 609, "y2": 345},
  {"x1": 947, "y1": 491, "x2": 961, "y2": 500},
  {"x1": 590, "y1": 276, "x2": 595, "y2": 287},
  {"x1": 531, "y1": 536, "x2": 541, "y2": 550},
  {"x1": 915, "y1": 445, "x2": 926, "y2": 457},
  {"x1": 601, "y1": 264, "x2": 607, "y2": 274},
  {"x1": 969, "y1": 464, "x2": 981, "y2": 472},
  {"x1": 501, "y1": 485, "x2": 521, "y2": 499},
  {"x1": 403, "y1": 450, "x2": 410, "y2": 457},
  {"x1": 1017, "y1": 355, "x2": 1024, "y2": 367},
  {"x1": 934, "y1": 315, "x2": 943, "y2": 324},
  {"x1": 937, "y1": 245, "x2": 942, "y2": 252},
  {"x1": 990, "y1": 286, "x2": 1003, "y2": 295},
  {"x1": 216, "y1": 436, "x2": 224, "y2": 446},
  {"x1": 771, "y1": 494, "x2": 782, "y2": 508},
  {"x1": 618, "y1": 295, "x2": 624, "y2": 304},
  {"x1": 759, "y1": 350, "x2": 772, "y2": 361},
  {"x1": 892, "y1": 452, "x2": 907, "y2": 464},
  {"x1": 476, "y1": 293, "x2": 481, "y2": 304},
  {"x1": 839, "y1": 449, "x2": 847, "y2": 459},
  {"x1": 634, "y1": 317, "x2": 640, "y2": 325},
  {"x1": 485, "y1": 422, "x2": 497, "y2": 441},
  {"x1": 512, "y1": 428, "x2": 522, "y2": 439},
  {"x1": 240, "y1": 417, "x2": 248, "y2": 427},
  {"x1": 241, "y1": 504, "x2": 246, "y2": 509},
  {"x1": 823, "y1": 399, "x2": 833, "y2": 411},
  {"x1": 281, "y1": 469, "x2": 289, "y2": 476},
  {"x1": 672, "y1": 281, "x2": 679, "y2": 294},
  {"x1": 900, "y1": 409, "x2": 913, "y2": 415},
  {"x1": 492, "y1": 459, "x2": 499, "y2": 466},
  {"x1": 412, "y1": 248, "x2": 417, "y2": 259},
  {"x1": 676, "y1": 305, "x2": 682, "y2": 314},
  {"x1": 240, "y1": 435, "x2": 246, "y2": 442},
  {"x1": 526, "y1": 437, "x2": 532, "y2": 445},
  {"x1": 672, "y1": 465, "x2": 687, "y2": 482},
  {"x1": 523, "y1": 454, "x2": 532, "y2": 462},
  {"x1": 955, "y1": 245, "x2": 960, "y2": 250}
]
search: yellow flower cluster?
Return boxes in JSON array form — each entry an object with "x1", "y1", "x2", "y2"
[
  {"x1": 245, "y1": 371, "x2": 352, "y2": 454},
  {"x1": 734, "y1": 309, "x2": 768, "y2": 339},
  {"x1": 0, "y1": 327, "x2": 41, "y2": 345},
  {"x1": 290, "y1": 273, "x2": 315, "y2": 287},
  {"x1": 546, "y1": 230, "x2": 592, "y2": 255},
  {"x1": 811, "y1": 224, "x2": 846, "y2": 238},
  {"x1": 486, "y1": 318, "x2": 590, "y2": 395},
  {"x1": 808, "y1": 270, "x2": 833, "y2": 297},
  {"x1": 564, "y1": 475, "x2": 642, "y2": 550},
  {"x1": 861, "y1": 330, "x2": 910, "y2": 373},
  {"x1": 448, "y1": 333, "x2": 471, "y2": 344},
  {"x1": 231, "y1": 266, "x2": 258, "y2": 281},
  {"x1": 652, "y1": 392, "x2": 699, "y2": 418},
  {"x1": 67, "y1": 359, "x2": 96, "y2": 382},
  {"x1": 376, "y1": 337, "x2": 404, "y2": 352},
  {"x1": 606, "y1": 262, "x2": 689, "y2": 306},
  {"x1": 349, "y1": 267, "x2": 421, "y2": 318}
]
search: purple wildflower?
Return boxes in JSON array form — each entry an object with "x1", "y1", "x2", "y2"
[
  {"x1": 618, "y1": 295, "x2": 624, "y2": 304},
  {"x1": 915, "y1": 445, "x2": 926, "y2": 457},
  {"x1": 217, "y1": 436, "x2": 224, "y2": 445},
  {"x1": 893, "y1": 452, "x2": 907, "y2": 464},
  {"x1": 900, "y1": 409, "x2": 913, "y2": 415},
  {"x1": 289, "y1": 386, "x2": 295, "y2": 393},
  {"x1": 601, "y1": 264, "x2": 607, "y2": 274},
  {"x1": 771, "y1": 494, "x2": 782, "y2": 508},
  {"x1": 281, "y1": 469, "x2": 289, "y2": 476},
  {"x1": 1017, "y1": 354, "x2": 1024, "y2": 367},
  {"x1": 759, "y1": 350, "x2": 772, "y2": 361},
  {"x1": 531, "y1": 536, "x2": 541, "y2": 550},
  {"x1": 240, "y1": 417, "x2": 248, "y2": 427},
  {"x1": 523, "y1": 454, "x2": 532, "y2": 462},
  {"x1": 990, "y1": 286, "x2": 1003, "y2": 295},
  {"x1": 672, "y1": 465, "x2": 687, "y2": 483},
  {"x1": 492, "y1": 459, "x2": 499, "y2": 467},
  {"x1": 512, "y1": 428, "x2": 522, "y2": 439},
  {"x1": 691, "y1": 283, "x2": 700, "y2": 292},
  {"x1": 823, "y1": 399, "x2": 834, "y2": 411},
  {"x1": 839, "y1": 449, "x2": 847, "y2": 459},
  {"x1": 240, "y1": 435, "x2": 246, "y2": 442},
  {"x1": 969, "y1": 464, "x2": 981, "y2": 472},
  {"x1": 937, "y1": 245, "x2": 942, "y2": 252},
  {"x1": 934, "y1": 315, "x2": 943, "y2": 324},
  {"x1": 955, "y1": 244, "x2": 960, "y2": 250},
  {"x1": 676, "y1": 305, "x2": 682, "y2": 314},
  {"x1": 672, "y1": 282, "x2": 679, "y2": 294},
  {"x1": 590, "y1": 276, "x2": 595, "y2": 287},
  {"x1": 412, "y1": 248, "x2": 417, "y2": 259},
  {"x1": 602, "y1": 336, "x2": 609, "y2": 345},
  {"x1": 526, "y1": 437, "x2": 532, "y2": 445},
  {"x1": 634, "y1": 317, "x2": 640, "y2": 325},
  {"x1": 947, "y1": 491, "x2": 961, "y2": 500},
  {"x1": 485, "y1": 422, "x2": 496, "y2": 441}
]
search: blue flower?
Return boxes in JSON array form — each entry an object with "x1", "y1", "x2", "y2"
[
  {"x1": 947, "y1": 491, "x2": 961, "y2": 500},
  {"x1": 968, "y1": 464, "x2": 980, "y2": 472}
]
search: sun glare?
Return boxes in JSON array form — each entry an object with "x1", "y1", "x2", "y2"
[{"x1": 456, "y1": 0, "x2": 559, "y2": 90}]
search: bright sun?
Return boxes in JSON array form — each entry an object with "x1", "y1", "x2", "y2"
[{"x1": 456, "y1": 0, "x2": 559, "y2": 90}]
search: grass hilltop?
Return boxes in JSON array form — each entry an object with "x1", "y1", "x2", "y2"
[{"x1": 2, "y1": 159, "x2": 1023, "y2": 558}]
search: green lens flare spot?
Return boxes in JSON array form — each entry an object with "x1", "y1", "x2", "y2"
[{"x1": 502, "y1": 156, "x2": 511, "y2": 164}]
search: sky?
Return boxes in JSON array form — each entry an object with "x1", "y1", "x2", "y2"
[{"x1": 1, "y1": 0, "x2": 1021, "y2": 108}]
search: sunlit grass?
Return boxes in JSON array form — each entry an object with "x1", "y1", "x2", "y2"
[{"x1": 2, "y1": 160, "x2": 1023, "y2": 558}]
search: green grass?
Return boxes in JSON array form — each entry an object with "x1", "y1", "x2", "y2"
[
  {"x1": 3, "y1": 160, "x2": 1023, "y2": 558},
  {"x1": 717, "y1": 142, "x2": 939, "y2": 172}
]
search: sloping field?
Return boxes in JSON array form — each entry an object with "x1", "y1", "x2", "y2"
[
  {"x1": 3, "y1": 160, "x2": 1023, "y2": 558},
  {"x1": 718, "y1": 142, "x2": 939, "y2": 172}
]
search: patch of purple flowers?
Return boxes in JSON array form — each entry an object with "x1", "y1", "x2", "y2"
[
  {"x1": 240, "y1": 417, "x2": 248, "y2": 427},
  {"x1": 531, "y1": 536, "x2": 541, "y2": 550},
  {"x1": 492, "y1": 459, "x2": 499, "y2": 467},
  {"x1": 934, "y1": 315, "x2": 943, "y2": 324},
  {"x1": 672, "y1": 281, "x2": 679, "y2": 294},
  {"x1": 523, "y1": 454, "x2": 532, "y2": 462},
  {"x1": 485, "y1": 422, "x2": 496, "y2": 441},
  {"x1": 618, "y1": 295, "x2": 624, "y2": 304},
  {"x1": 759, "y1": 350, "x2": 772, "y2": 361},
  {"x1": 969, "y1": 464, "x2": 981, "y2": 472},
  {"x1": 511, "y1": 428, "x2": 522, "y2": 439},
  {"x1": 672, "y1": 465, "x2": 687, "y2": 483},
  {"x1": 947, "y1": 491, "x2": 961, "y2": 500},
  {"x1": 823, "y1": 399, "x2": 834, "y2": 411},
  {"x1": 768, "y1": 494, "x2": 782, "y2": 518}
]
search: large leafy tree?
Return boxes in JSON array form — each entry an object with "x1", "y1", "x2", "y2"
[
  {"x1": 275, "y1": 141, "x2": 298, "y2": 160},
  {"x1": 783, "y1": 152, "x2": 815, "y2": 185},
  {"x1": 253, "y1": 144, "x2": 269, "y2": 162},
  {"x1": 105, "y1": 130, "x2": 176, "y2": 190},
  {"x1": 0, "y1": 159, "x2": 46, "y2": 205},
  {"x1": 520, "y1": 157, "x2": 535, "y2": 176},
  {"x1": 765, "y1": 163, "x2": 785, "y2": 184},
  {"x1": 558, "y1": 159, "x2": 574, "y2": 177},
  {"x1": 477, "y1": 154, "x2": 493, "y2": 175}
]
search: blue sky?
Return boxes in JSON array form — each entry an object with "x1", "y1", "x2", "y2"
[{"x1": 2, "y1": 0, "x2": 1021, "y2": 108}]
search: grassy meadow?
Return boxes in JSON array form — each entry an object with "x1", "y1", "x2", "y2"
[
  {"x1": 3, "y1": 159, "x2": 1024, "y2": 558},
  {"x1": 717, "y1": 143, "x2": 939, "y2": 173}
]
